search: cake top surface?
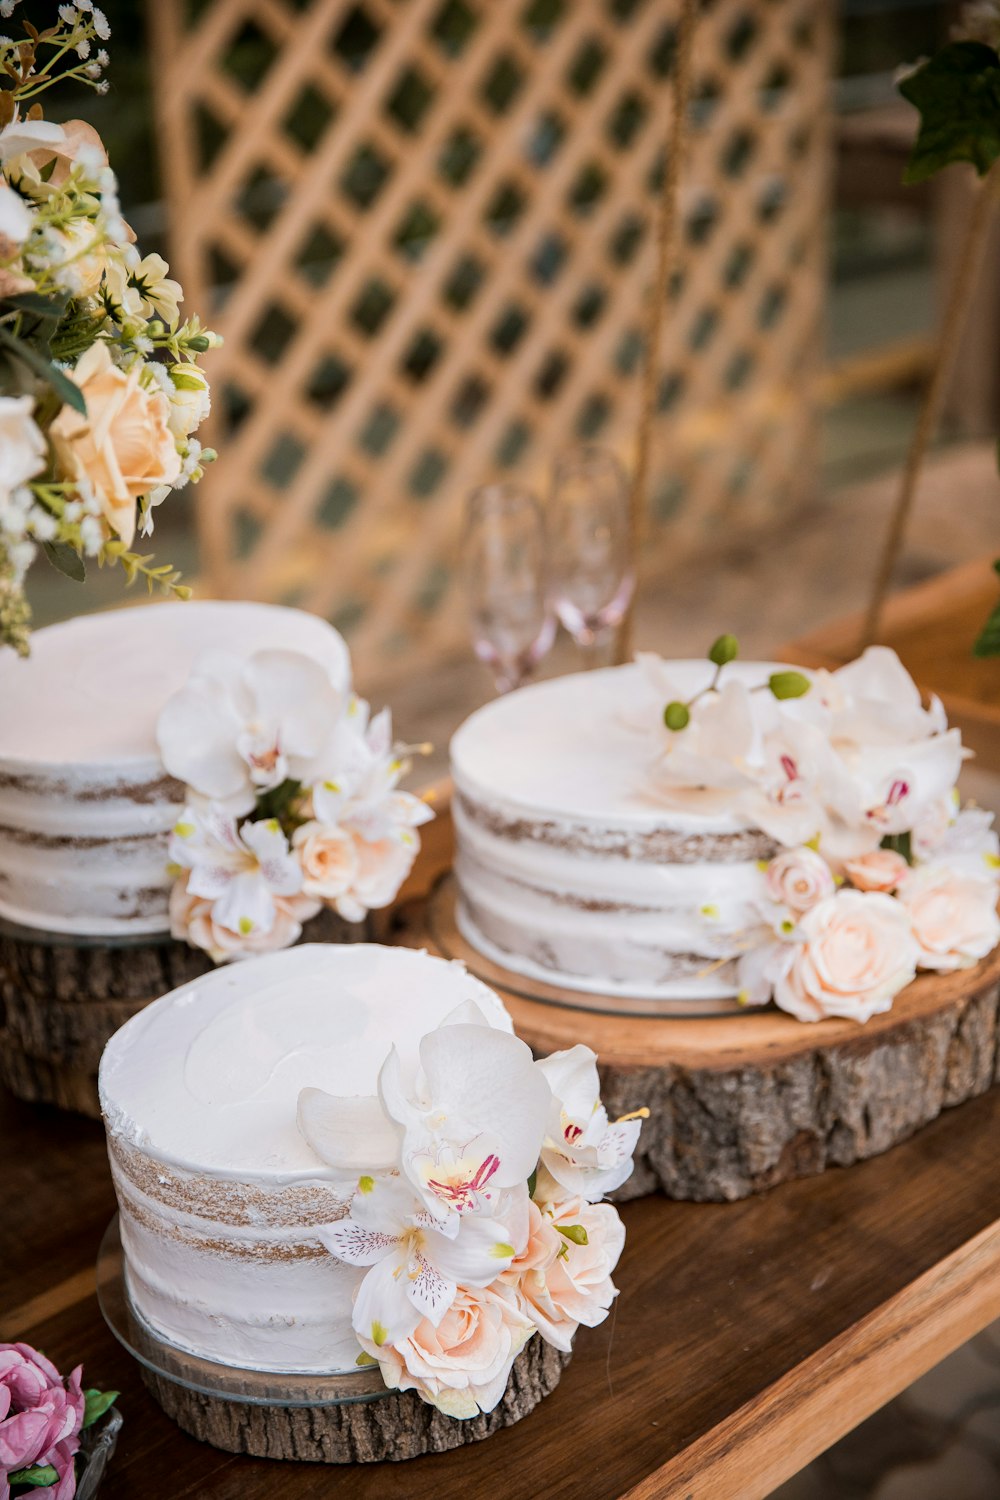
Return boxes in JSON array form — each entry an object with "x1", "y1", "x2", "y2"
[
  {"x1": 99, "y1": 944, "x2": 513, "y2": 1178},
  {"x1": 0, "y1": 601, "x2": 349, "y2": 767},
  {"x1": 451, "y1": 660, "x2": 786, "y2": 831}
]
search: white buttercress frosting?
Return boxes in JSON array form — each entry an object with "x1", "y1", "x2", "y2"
[
  {"x1": 0, "y1": 601, "x2": 349, "y2": 936},
  {"x1": 450, "y1": 661, "x2": 783, "y2": 1000},
  {"x1": 99, "y1": 943, "x2": 513, "y2": 1374}
]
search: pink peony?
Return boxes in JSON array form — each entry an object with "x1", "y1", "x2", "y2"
[
  {"x1": 774, "y1": 889, "x2": 918, "y2": 1024},
  {"x1": 359, "y1": 1284, "x2": 534, "y2": 1420},
  {"x1": 844, "y1": 848, "x2": 911, "y2": 894},
  {"x1": 899, "y1": 867, "x2": 1000, "y2": 973},
  {"x1": 505, "y1": 1197, "x2": 625, "y2": 1353},
  {"x1": 0, "y1": 1343, "x2": 84, "y2": 1499}
]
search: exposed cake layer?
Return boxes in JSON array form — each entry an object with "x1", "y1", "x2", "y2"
[
  {"x1": 450, "y1": 663, "x2": 782, "y2": 999},
  {"x1": 99, "y1": 944, "x2": 513, "y2": 1374},
  {"x1": 0, "y1": 601, "x2": 349, "y2": 935}
]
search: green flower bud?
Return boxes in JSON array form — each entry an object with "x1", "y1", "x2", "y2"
[
  {"x1": 708, "y1": 633, "x2": 739, "y2": 666},
  {"x1": 663, "y1": 701, "x2": 690, "y2": 731},
  {"x1": 769, "y1": 670, "x2": 811, "y2": 700},
  {"x1": 186, "y1": 334, "x2": 210, "y2": 352}
]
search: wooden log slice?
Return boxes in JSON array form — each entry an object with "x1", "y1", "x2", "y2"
[
  {"x1": 0, "y1": 907, "x2": 366, "y2": 1118},
  {"x1": 396, "y1": 889, "x2": 1000, "y2": 1204},
  {"x1": 139, "y1": 1339, "x2": 571, "y2": 1463}
]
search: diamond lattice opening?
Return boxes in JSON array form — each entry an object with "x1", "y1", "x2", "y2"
[{"x1": 306, "y1": 352, "x2": 352, "y2": 410}]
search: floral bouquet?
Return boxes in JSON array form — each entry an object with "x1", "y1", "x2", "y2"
[
  {"x1": 298, "y1": 1011, "x2": 644, "y2": 1416},
  {"x1": 1, "y1": 1343, "x2": 117, "y2": 1499},
  {"x1": 157, "y1": 646, "x2": 433, "y2": 961},
  {"x1": 647, "y1": 637, "x2": 1000, "y2": 1023},
  {"x1": 0, "y1": 1, "x2": 219, "y2": 655}
]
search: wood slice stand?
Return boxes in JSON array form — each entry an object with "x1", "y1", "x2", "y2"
[
  {"x1": 0, "y1": 907, "x2": 364, "y2": 1118},
  {"x1": 141, "y1": 1338, "x2": 570, "y2": 1463},
  {"x1": 379, "y1": 792, "x2": 1000, "y2": 1204}
]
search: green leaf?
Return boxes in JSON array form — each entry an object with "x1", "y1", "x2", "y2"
[
  {"x1": 768, "y1": 671, "x2": 811, "y2": 701},
  {"x1": 0, "y1": 327, "x2": 86, "y2": 415},
  {"x1": 355, "y1": 1351, "x2": 378, "y2": 1368},
  {"x1": 4, "y1": 289, "x2": 71, "y2": 321},
  {"x1": 974, "y1": 590, "x2": 1000, "y2": 657},
  {"x1": 879, "y1": 831, "x2": 914, "y2": 866},
  {"x1": 899, "y1": 42, "x2": 1000, "y2": 182},
  {"x1": 42, "y1": 540, "x2": 86, "y2": 583},
  {"x1": 527, "y1": 1167, "x2": 537, "y2": 1199},
  {"x1": 252, "y1": 777, "x2": 304, "y2": 827},
  {"x1": 6, "y1": 1464, "x2": 59, "y2": 1487},
  {"x1": 708, "y1": 632, "x2": 739, "y2": 666},
  {"x1": 82, "y1": 1387, "x2": 118, "y2": 1429}
]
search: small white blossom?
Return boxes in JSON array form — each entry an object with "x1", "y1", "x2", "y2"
[
  {"x1": 91, "y1": 5, "x2": 110, "y2": 39},
  {"x1": 80, "y1": 515, "x2": 104, "y2": 554}
]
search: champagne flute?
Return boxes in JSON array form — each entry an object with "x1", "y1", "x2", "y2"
[
  {"x1": 462, "y1": 482, "x2": 555, "y2": 694},
  {"x1": 549, "y1": 445, "x2": 635, "y2": 667}
]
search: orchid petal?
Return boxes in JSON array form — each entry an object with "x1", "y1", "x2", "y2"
[{"x1": 297, "y1": 1088, "x2": 401, "y2": 1171}]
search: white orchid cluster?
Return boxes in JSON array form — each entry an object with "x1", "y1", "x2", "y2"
[
  {"x1": 298, "y1": 1007, "x2": 643, "y2": 1418},
  {"x1": 156, "y1": 647, "x2": 433, "y2": 963},
  {"x1": 0, "y1": 3, "x2": 219, "y2": 653},
  {"x1": 646, "y1": 643, "x2": 1000, "y2": 1024}
]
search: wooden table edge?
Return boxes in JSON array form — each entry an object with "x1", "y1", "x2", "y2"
[{"x1": 621, "y1": 1215, "x2": 1000, "y2": 1500}]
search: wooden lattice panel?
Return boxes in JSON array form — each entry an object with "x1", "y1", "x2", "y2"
[{"x1": 150, "y1": 0, "x2": 832, "y2": 681}]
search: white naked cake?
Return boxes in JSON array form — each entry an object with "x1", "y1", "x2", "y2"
[
  {"x1": 451, "y1": 647, "x2": 1000, "y2": 1021},
  {"x1": 99, "y1": 943, "x2": 639, "y2": 1415},
  {"x1": 0, "y1": 601, "x2": 349, "y2": 937}
]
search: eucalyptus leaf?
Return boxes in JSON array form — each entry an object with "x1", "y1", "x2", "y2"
[
  {"x1": 82, "y1": 1387, "x2": 119, "y2": 1428},
  {"x1": 899, "y1": 42, "x2": 1000, "y2": 182},
  {"x1": 42, "y1": 540, "x2": 86, "y2": 583},
  {"x1": 0, "y1": 327, "x2": 86, "y2": 415}
]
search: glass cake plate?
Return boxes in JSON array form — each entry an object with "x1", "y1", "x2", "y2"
[
  {"x1": 428, "y1": 874, "x2": 748, "y2": 1019},
  {"x1": 96, "y1": 1217, "x2": 389, "y2": 1407}
]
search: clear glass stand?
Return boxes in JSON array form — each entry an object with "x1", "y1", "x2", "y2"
[{"x1": 96, "y1": 1217, "x2": 388, "y2": 1408}]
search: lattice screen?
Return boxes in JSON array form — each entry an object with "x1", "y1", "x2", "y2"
[{"x1": 150, "y1": 0, "x2": 832, "y2": 682}]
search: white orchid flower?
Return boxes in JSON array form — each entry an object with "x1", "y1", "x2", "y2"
[
  {"x1": 535, "y1": 1045, "x2": 644, "y2": 1203},
  {"x1": 925, "y1": 806, "x2": 1000, "y2": 881},
  {"x1": 157, "y1": 648, "x2": 343, "y2": 809},
  {"x1": 319, "y1": 1174, "x2": 519, "y2": 1348},
  {"x1": 312, "y1": 699, "x2": 433, "y2": 840},
  {"x1": 169, "y1": 804, "x2": 302, "y2": 939}
]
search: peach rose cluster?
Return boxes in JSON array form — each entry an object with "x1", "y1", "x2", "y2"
[{"x1": 742, "y1": 809, "x2": 1000, "y2": 1024}]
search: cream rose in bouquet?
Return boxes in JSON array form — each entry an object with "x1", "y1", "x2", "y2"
[
  {"x1": 297, "y1": 1009, "x2": 644, "y2": 1417},
  {"x1": 0, "y1": 2, "x2": 219, "y2": 654}
]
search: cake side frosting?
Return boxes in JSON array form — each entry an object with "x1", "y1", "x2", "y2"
[
  {"x1": 99, "y1": 944, "x2": 513, "y2": 1374},
  {"x1": 0, "y1": 601, "x2": 350, "y2": 935},
  {"x1": 450, "y1": 662, "x2": 783, "y2": 998}
]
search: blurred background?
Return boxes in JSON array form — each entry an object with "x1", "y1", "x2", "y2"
[{"x1": 20, "y1": 2, "x2": 1000, "y2": 1493}]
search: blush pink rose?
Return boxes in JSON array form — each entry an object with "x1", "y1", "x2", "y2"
[
  {"x1": 362, "y1": 1284, "x2": 534, "y2": 1419},
  {"x1": 844, "y1": 848, "x2": 910, "y2": 894},
  {"x1": 765, "y1": 847, "x2": 836, "y2": 915},
  {"x1": 169, "y1": 876, "x2": 320, "y2": 963},
  {"x1": 334, "y1": 833, "x2": 418, "y2": 922},
  {"x1": 505, "y1": 1198, "x2": 625, "y2": 1353},
  {"x1": 774, "y1": 889, "x2": 918, "y2": 1024},
  {"x1": 292, "y1": 821, "x2": 359, "y2": 900},
  {"x1": 899, "y1": 867, "x2": 1000, "y2": 972}
]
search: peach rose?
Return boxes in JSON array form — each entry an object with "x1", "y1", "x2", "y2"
[
  {"x1": 505, "y1": 1197, "x2": 624, "y2": 1353},
  {"x1": 292, "y1": 821, "x2": 359, "y2": 901},
  {"x1": 362, "y1": 1284, "x2": 534, "y2": 1419},
  {"x1": 169, "y1": 876, "x2": 319, "y2": 964},
  {"x1": 335, "y1": 833, "x2": 418, "y2": 922},
  {"x1": 844, "y1": 848, "x2": 911, "y2": 894},
  {"x1": 899, "y1": 867, "x2": 1000, "y2": 973},
  {"x1": 765, "y1": 846, "x2": 836, "y2": 915},
  {"x1": 50, "y1": 343, "x2": 181, "y2": 545},
  {"x1": 774, "y1": 889, "x2": 918, "y2": 1024}
]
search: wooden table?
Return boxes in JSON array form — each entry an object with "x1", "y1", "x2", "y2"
[{"x1": 6, "y1": 1084, "x2": 1000, "y2": 1500}]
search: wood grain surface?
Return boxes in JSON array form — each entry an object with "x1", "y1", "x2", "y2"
[{"x1": 7, "y1": 1081, "x2": 1000, "y2": 1498}]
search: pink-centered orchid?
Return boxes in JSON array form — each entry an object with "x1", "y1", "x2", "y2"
[
  {"x1": 319, "y1": 1174, "x2": 520, "y2": 1348},
  {"x1": 535, "y1": 1045, "x2": 643, "y2": 1203},
  {"x1": 168, "y1": 803, "x2": 302, "y2": 942},
  {"x1": 157, "y1": 647, "x2": 345, "y2": 810}
]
